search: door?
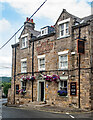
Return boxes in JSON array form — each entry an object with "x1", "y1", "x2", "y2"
[
  {"x1": 41, "y1": 82, "x2": 44, "y2": 101},
  {"x1": 38, "y1": 81, "x2": 45, "y2": 101}
]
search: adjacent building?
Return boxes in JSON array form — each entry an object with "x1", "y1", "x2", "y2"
[{"x1": 8, "y1": 9, "x2": 93, "y2": 110}]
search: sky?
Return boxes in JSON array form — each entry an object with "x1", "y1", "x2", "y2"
[{"x1": 0, "y1": 0, "x2": 92, "y2": 77}]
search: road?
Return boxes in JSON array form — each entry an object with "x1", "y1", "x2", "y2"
[{"x1": 2, "y1": 105, "x2": 93, "y2": 119}]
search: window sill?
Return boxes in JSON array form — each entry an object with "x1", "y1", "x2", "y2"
[
  {"x1": 38, "y1": 69, "x2": 46, "y2": 72},
  {"x1": 20, "y1": 47, "x2": 28, "y2": 50},
  {"x1": 58, "y1": 68, "x2": 68, "y2": 70},
  {"x1": 58, "y1": 95, "x2": 68, "y2": 98},
  {"x1": 57, "y1": 35, "x2": 70, "y2": 40},
  {"x1": 21, "y1": 72, "x2": 27, "y2": 73}
]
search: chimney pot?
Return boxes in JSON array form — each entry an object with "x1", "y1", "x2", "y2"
[
  {"x1": 26, "y1": 17, "x2": 29, "y2": 22},
  {"x1": 31, "y1": 19, "x2": 33, "y2": 23}
]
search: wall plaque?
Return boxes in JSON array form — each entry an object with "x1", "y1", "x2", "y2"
[{"x1": 70, "y1": 82, "x2": 77, "y2": 96}]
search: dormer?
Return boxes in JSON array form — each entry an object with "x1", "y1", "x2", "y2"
[
  {"x1": 58, "y1": 18, "x2": 70, "y2": 38},
  {"x1": 55, "y1": 9, "x2": 81, "y2": 39},
  {"x1": 41, "y1": 26, "x2": 55, "y2": 36}
]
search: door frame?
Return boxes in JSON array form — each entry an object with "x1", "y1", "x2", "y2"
[{"x1": 37, "y1": 80, "x2": 45, "y2": 102}]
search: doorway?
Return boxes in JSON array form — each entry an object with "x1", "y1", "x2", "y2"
[{"x1": 38, "y1": 80, "x2": 45, "y2": 102}]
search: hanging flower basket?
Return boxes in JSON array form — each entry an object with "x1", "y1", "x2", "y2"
[
  {"x1": 26, "y1": 76, "x2": 30, "y2": 80},
  {"x1": 43, "y1": 74, "x2": 60, "y2": 82},
  {"x1": 22, "y1": 76, "x2": 27, "y2": 81},
  {"x1": 46, "y1": 75, "x2": 52, "y2": 82},
  {"x1": 52, "y1": 75, "x2": 60, "y2": 83},
  {"x1": 30, "y1": 76, "x2": 35, "y2": 81},
  {"x1": 21, "y1": 75, "x2": 35, "y2": 81}
]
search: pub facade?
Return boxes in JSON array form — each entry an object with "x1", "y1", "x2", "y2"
[{"x1": 8, "y1": 9, "x2": 93, "y2": 110}]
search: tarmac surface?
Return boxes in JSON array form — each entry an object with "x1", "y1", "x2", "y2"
[{"x1": 1, "y1": 100, "x2": 93, "y2": 119}]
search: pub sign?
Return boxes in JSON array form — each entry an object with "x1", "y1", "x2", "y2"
[
  {"x1": 77, "y1": 39, "x2": 85, "y2": 54},
  {"x1": 70, "y1": 82, "x2": 77, "y2": 96}
]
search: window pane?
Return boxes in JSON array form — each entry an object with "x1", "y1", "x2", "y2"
[
  {"x1": 61, "y1": 24, "x2": 64, "y2": 30},
  {"x1": 22, "y1": 38, "x2": 25, "y2": 48},
  {"x1": 39, "y1": 58, "x2": 45, "y2": 70},
  {"x1": 60, "y1": 81, "x2": 63, "y2": 87},
  {"x1": 66, "y1": 23, "x2": 69, "y2": 34},
  {"x1": 66, "y1": 23, "x2": 68, "y2": 28},
  {"x1": 25, "y1": 37, "x2": 28, "y2": 47},
  {"x1": 21, "y1": 61, "x2": 27, "y2": 72},
  {"x1": 59, "y1": 80, "x2": 67, "y2": 96},
  {"x1": 59, "y1": 55, "x2": 68, "y2": 69},
  {"x1": 16, "y1": 85, "x2": 19, "y2": 94},
  {"x1": 61, "y1": 30, "x2": 64, "y2": 36},
  {"x1": 22, "y1": 37, "x2": 28, "y2": 48},
  {"x1": 22, "y1": 82, "x2": 26, "y2": 90},
  {"x1": 64, "y1": 81, "x2": 67, "y2": 87}
]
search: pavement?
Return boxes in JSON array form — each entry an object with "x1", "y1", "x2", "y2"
[{"x1": 5, "y1": 101, "x2": 93, "y2": 114}]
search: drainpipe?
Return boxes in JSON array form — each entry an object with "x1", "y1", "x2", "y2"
[
  {"x1": 31, "y1": 34, "x2": 36, "y2": 102},
  {"x1": 13, "y1": 45, "x2": 16, "y2": 104},
  {"x1": 32, "y1": 34, "x2": 34, "y2": 102},
  {"x1": 78, "y1": 26, "x2": 81, "y2": 108}
]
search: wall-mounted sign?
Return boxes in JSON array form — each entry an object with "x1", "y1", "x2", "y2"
[
  {"x1": 70, "y1": 82, "x2": 77, "y2": 96},
  {"x1": 77, "y1": 39, "x2": 85, "y2": 54},
  {"x1": 46, "y1": 84, "x2": 48, "y2": 88}
]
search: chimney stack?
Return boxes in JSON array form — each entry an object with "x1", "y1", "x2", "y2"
[{"x1": 24, "y1": 17, "x2": 35, "y2": 30}]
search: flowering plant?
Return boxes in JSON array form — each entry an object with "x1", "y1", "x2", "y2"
[
  {"x1": 57, "y1": 90, "x2": 67, "y2": 96},
  {"x1": 52, "y1": 75, "x2": 60, "y2": 82},
  {"x1": 22, "y1": 76, "x2": 27, "y2": 81},
  {"x1": 21, "y1": 75, "x2": 35, "y2": 81},
  {"x1": 18, "y1": 89, "x2": 26, "y2": 95},
  {"x1": 42, "y1": 74, "x2": 60, "y2": 82},
  {"x1": 45, "y1": 75, "x2": 52, "y2": 82},
  {"x1": 29, "y1": 76, "x2": 35, "y2": 81}
]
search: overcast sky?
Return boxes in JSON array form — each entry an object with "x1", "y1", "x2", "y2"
[{"x1": 0, "y1": 0, "x2": 92, "y2": 77}]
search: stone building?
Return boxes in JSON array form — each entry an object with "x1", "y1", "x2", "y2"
[{"x1": 8, "y1": 9, "x2": 93, "y2": 110}]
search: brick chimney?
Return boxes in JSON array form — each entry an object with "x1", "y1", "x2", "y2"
[{"x1": 24, "y1": 17, "x2": 35, "y2": 30}]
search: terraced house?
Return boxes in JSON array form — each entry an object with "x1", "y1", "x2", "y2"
[{"x1": 8, "y1": 9, "x2": 93, "y2": 110}]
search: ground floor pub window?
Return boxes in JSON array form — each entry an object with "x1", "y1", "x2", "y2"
[
  {"x1": 16, "y1": 85, "x2": 19, "y2": 94},
  {"x1": 59, "y1": 80, "x2": 68, "y2": 96},
  {"x1": 21, "y1": 81, "x2": 26, "y2": 90}
]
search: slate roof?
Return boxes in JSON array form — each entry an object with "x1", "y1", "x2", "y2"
[{"x1": 81, "y1": 14, "x2": 93, "y2": 23}]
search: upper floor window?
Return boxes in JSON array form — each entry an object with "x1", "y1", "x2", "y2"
[
  {"x1": 21, "y1": 33, "x2": 28, "y2": 49},
  {"x1": 21, "y1": 37, "x2": 28, "y2": 48},
  {"x1": 59, "y1": 22, "x2": 69, "y2": 37},
  {"x1": 37, "y1": 55, "x2": 45, "y2": 71},
  {"x1": 59, "y1": 55, "x2": 68, "y2": 69},
  {"x1": 21, "y1": 58, "x2": 27, "y2": 73},
  {"x1": 58, "y1": 50, "x2": 68, "y2": 70},
  {"x1": 58, "y1": 18, "x2": 70, "y2": 38}
]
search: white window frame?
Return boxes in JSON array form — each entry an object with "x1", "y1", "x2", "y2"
[
  {"x1": 21, "y1": 37, "x2": 28, "y2": 48},
  {"x1": 58, "y1": 50, "x2": 68, "y2": 70},
  {"x1": 41, "y1": 27, "x2": 48, "y2": 36},
  {"x1": 59, "y1": 79, "x2": 68, "y2": 97},
  {"x1": 21, "y1": 81, "x2": 26, "y2": 90},
  {"x1": 37, "y1": 55, "x2": 45, "y2": 71},
  {"x1": 58, "y1": 18, "x2": 70, "y2": 38},
  {"x1": 21, "y1": 58, "x2": 27, "y2": 73},
  {"x1": 21, "y1": 33, "x2": 28, "y2": 49}
]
